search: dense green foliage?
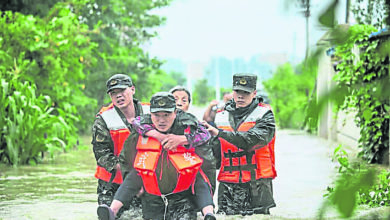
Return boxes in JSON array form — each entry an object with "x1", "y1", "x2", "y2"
[
  {"x1": 192, "y1": 78, "x2": 215, "y2": 105},
  {"x1": 323, "y1": 145, "x2": 389, "y2": 218},
  {"x1": 332, "y1": 24, "x2": 389, "y2": 164},
  {"x1": 68, "y1": 0, "x2": 171, "y2": 132},
  {"x1": 159, "y1": 71, "x2": 187, "y2": 92},
  {"x1": 0, "y1": 0, "x2": 173, "y2": 165},
  {"x1": 306, "y1": 1, "x2": 390, "y2": 217},
  {"x1": 0, "y1": 7, "x2": 96, "y2": 165},
  {"x1": 0, "y1": 0, "x2": 172, "y2": 134},
  {"x1": 352, "y1": 0, "x2": 390, "y2": 29},
  {"x1": 0, "y1": 0, "x2": 60, "y2": 17},
  {"x1": 263, "y1": 60, "x2": 317, "y2": 129},
  {"x1": 0, "y1": 74, "x2": 73, "y2": 166}
]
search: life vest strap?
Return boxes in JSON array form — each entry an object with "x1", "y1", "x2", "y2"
[
  {"x1": 223, "y1": 150, "x2": 254, "y2": 158},
  {"x1": 224, "y1": 164, "x2": 257, "y2": 172},
  {"x1": 249, "y1": 171, "x2": 261, "y2": 207},
  {"x1": 223, "y1": 150, "x2": 257, "y2": 172}
]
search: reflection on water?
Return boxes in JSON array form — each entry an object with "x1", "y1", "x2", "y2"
[
  {"x1": 0, "y1": 143, "x2": 98, "y2": 220},
  {"x1": 0, "y1": 135, "x2": 273, "y2": 220}
]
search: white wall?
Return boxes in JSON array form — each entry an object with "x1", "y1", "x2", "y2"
[{"x1": 316, "y1": 43, "x2": 360, "y2": 149}]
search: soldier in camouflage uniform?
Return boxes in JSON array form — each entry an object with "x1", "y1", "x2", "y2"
[
  {"x1": 149, "y1": 86, "x2": 217, "y2": 193},
  {"x1": 92, "y1": 74, "x2": 144, "y2": 218},
  {"x1": 97, "y1": 92, "x2": 216, "y2": 220},
  {"x1": 204, "y1": 73, "x2": 277, "y2": 216}
]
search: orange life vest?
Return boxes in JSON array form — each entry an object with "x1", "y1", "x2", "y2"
[
  {"x1": 133, "y1": 136, "x2": 203, "y2": 196},
  {"x1": 215, "y1": 103, "x2": 277, "y2": 183},
  {"x1": 94, "y1": 103, "x2": 129, "y2": 184}
]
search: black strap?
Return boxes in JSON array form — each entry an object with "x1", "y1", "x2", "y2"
[
  {"x1": 223, "y1": 151, "x2": 257, "y2": 172},
  {"x1": 223, "y1": 150, "x2": 261, "y2": 206},
  {"x1": 102, "y1": 169, "x2": 117, "y2": 195},
  {"x1": 249, "y1": 171, "x2": 261, "y2": 207},
  {"x1": 108, "y1": 168, "x2": 117, "y2": 183},
  {"x1": 224, "y1": 150, "x2": 249, "y2": 158}
]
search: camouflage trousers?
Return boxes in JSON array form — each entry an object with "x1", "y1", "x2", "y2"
[
  {"x1": 141, "y1": 191, "x2": 198, "y2": 220},
  {"x1": 217, "y1": 178, "x2": 276, "y2": 216},
  {"x1": 97, "y1": 179, "x2": 142, "y2": 218}
]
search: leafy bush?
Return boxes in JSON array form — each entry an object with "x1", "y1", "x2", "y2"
[
  {"x1": 332, "y1": 24, "x2": 389, "y2": 164},
  {"x1": 263, "y1": 61, "x2": 317, "y2": 129},
  {"x1": 358, "y1": 169, "x2": 390, "y2": 207},
  {"x1": 0, "y1": 73, "x2": 71, "y2": 166},
  {"x1": 323, "y1": 145, "x2": 390, "y2": 218},
  {"x1": 0, "y1": 7, "x2": 96, "y2": 165}
]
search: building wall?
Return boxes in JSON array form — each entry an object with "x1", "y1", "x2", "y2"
[{"x1": 316, "y1": 49, "x2": 360, "y2": 148}]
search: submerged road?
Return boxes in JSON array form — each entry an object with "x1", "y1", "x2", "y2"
[{"x1": 1, "y1": 106, "x2": 388, "y2": 219}]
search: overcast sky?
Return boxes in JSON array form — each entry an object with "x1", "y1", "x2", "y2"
[{"x1": 146, "y1": 0, "x2": 348, "y2": 64}]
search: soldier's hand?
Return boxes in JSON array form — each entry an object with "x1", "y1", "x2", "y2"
[
  {"x1": 202, "y1": 121, "x2": 219, "y2": 136},
  {"x1": 209, "y1": 100, "x2": 219, "y2": 107}
]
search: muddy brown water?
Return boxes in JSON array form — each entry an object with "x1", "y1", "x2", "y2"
[{"x1": 1, "y1": 129, "x2": 388, "y2": 220}]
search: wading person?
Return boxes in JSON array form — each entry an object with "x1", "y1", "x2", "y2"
[
  {"x1": 168, "y1": 85, "x2": 217, "y2": 192},
  {"x1": 97, "y1": 92, "x2": 216, "y2": 220},
  {"x1": 203, "y1": 73, "x2": 277, "y2": 216},
  {"x1": 92, "y1": 73, "x2": 144, "y2": 218}
]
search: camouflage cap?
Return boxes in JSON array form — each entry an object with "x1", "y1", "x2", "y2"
[
  {"x1": 106, "y1": 74, "x2": 133, "y2": 93},
  {"x1": 150, "y1": 92, "x2": 176, "y2": 113},
  {"x1": 232, "y1": 73, "x2": 257, "y2": 93},
  {"x1": 169, "y1": 85, "x2": 191, "y2": 103}
]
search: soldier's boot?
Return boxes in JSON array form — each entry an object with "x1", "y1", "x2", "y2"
[
  {"x1": 97, "y1": 204, "x2": 115, "y2": 220},
  {"x1": 204, "y1": 213, "x2": 216, "y2": 220}
]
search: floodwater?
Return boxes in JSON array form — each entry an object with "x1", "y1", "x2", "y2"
[
  {"x1": 0, "y1": 143, "x2": 98, "y2": 220},
  {"x1": 1, "y1": 128, "x2": 389, "y2": 220}
]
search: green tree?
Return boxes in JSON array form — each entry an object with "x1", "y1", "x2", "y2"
[
  {"x1": 68, "y1": 0, "x2": 172, "y2": 132},
  {"x1": 0, "y1": 5, "x2": 98, "y2": 164},
  {"x1": 351, "y1": 0, "x2": 389, "y2": 29},
  {"x1": 1, "y1": 0, "x2": 173, "y2": 136},
  {"x1": 0, "y1": 0, "x2": 60, "y2": 17},
  {"x1": 193, "y1": 78, "x2": 214, "y2": 106},
  {"x1": 159, "y1": 71, "x2": 187, "y2": 91},
  {"x1": 264, "y1": 61, "x2": 316, "y2": 129},
  {"x1": 69, "y1": 0, "x2": 170, "y2": 102}
]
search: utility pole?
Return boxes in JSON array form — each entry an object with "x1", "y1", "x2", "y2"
[
  {"x1": 345, "y1": 0, "x2": 350, "y2": 23},
  {"x1": 298, "y1": 0, "x2": 311, "y2": 61},
  {"x1": 304, "y1": 0, "x2": 310, "y2": 61}
]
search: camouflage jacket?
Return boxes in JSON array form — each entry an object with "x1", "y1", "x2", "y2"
[
  {"x1": 91, "y1": 99, "x2": 143, "y2": 173},
  {"x1": 131, "y1": 109, "x2": 211, "y2": 149},
  {"x1": 119, "y1": 109, "x2": 211, "y2": 175},
  {"x1": 210, "y1": 97, "x2": 276, "y2": 167}
]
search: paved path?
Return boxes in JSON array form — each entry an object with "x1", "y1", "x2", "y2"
[{"x1": 271, "y1": 129, "x2": 338, "y2": 219}]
